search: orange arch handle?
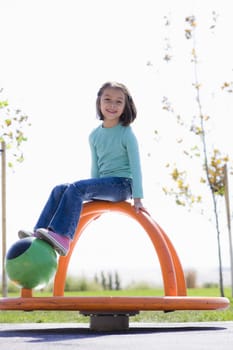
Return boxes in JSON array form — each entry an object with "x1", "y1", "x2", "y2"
[{"x1": 53, "y1": 201, "x2": 187, "y2": 297}]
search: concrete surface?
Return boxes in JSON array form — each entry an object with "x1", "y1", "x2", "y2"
[{"x1": 1, "y1": 322, "x2": 233, "y2": 349}]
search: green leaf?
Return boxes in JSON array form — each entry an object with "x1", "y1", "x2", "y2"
[
  {"x1": 0, "y1": 100, "x2": 8, "y2": 108},
  {"x1": 5, "y1": 119, "x2": 12, "y2": 127}
]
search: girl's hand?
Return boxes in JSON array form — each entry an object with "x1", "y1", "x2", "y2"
[{"x1": 133, "y1": 198, "x2": 149, "y2": 215}]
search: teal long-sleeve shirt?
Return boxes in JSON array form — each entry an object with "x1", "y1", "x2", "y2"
[{"x1": 89, "y1": 123, "x2": 143, "y2": 198}]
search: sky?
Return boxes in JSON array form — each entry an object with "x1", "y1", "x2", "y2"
[{"x1": 1, "y1": 0, "x2": 233, "y2": 287}]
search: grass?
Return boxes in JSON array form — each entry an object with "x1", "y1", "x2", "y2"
[{"x1": 0, "y1": 288, "x2": 232, "y2": 324}]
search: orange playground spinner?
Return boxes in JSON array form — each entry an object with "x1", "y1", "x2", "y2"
[{"x1": 0, "y1": 201, "x2": 229, "y2": 316}]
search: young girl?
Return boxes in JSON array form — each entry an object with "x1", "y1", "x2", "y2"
[{"x1": 19, "y1": 81, "x2": 146, "y2": 256}]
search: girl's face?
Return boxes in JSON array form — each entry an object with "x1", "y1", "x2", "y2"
[{"x1": 100, "y1": 87, "x2": 126, "y2": 127}]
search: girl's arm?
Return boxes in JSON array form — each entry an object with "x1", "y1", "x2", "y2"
[
  {"x1": 125, "y1": 128, "x2": 148, "y2": 213},
  {"x1": 125, "y1": 129, "x2": 143, "y2": 198}
]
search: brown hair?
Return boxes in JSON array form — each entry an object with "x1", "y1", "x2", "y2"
[{"x1": 96, "y1": 82, "x2": 137, "y2": 126}]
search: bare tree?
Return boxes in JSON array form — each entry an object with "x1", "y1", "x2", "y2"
[{"x1": 153, "y1": 13, "x2": 232, "y2": 296}]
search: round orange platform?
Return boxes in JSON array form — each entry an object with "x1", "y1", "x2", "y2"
[{"x1": 0, "y1": 296, "x2": 229, "y2": 311}]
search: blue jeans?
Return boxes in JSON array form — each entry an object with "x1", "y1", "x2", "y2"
[{"x1": 34, "y1": 177, "x2": 132, "y2": 239}]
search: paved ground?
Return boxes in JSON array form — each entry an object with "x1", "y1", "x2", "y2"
[{"x1": 1, "y1": 322, "x2": 233, "y2": 350}]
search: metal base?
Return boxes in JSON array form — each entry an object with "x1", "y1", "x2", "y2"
[{"x1": 80, "y1": 311, "x2": 139, "y2": 331}]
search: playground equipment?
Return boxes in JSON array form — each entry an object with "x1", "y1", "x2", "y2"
[{"x1": 0, "y1": 201, "x2": 229, "y2": 331}]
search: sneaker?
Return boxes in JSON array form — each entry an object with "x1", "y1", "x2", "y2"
[
  {"x1": 18, "y1": 230, "x2": 39, "y2": 239},
  {"x1": 36, "y1": 228, "x2": 70, "y2": 256}
]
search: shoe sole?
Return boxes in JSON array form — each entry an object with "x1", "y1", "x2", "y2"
[
  {"x1": 18, "y1": 230, "x2": 35, "y2": 239},
  {"x1": 36, "y1": 229, "x2": 67, "y2": 256}
]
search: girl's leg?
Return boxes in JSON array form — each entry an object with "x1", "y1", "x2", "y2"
[
  {"x1": 47, "y1": 177, "x2": 132, "y2": 239},
  {"x1": 34, "y1": 184, "x2": 70, "y2": 230},
  {"x1": 33, "y1": 177, "x2": 132, "y2": 255},
  {"x1": 18, "y1": 184, "x2": 69, "y2": 239}
]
